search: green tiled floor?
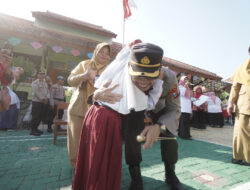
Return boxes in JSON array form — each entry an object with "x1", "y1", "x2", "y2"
[{"x1": 0, "y1": 130, "x2": 249, "y2": 190}]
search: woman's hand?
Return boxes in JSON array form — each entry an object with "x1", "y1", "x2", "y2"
[
  {"x1": 93, "y1": 81, "x2": 122, "y2": 104},
  {"x1": 227, "y1": 102, "x2": 234, "y2": 115},
  {"x1": 128, "y1": 39, "x2": 142, "y2": 48},
  {"x1": 86, "y1": 64, "x2": 97, "y2": 80}
]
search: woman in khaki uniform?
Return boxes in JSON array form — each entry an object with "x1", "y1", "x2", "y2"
[
  {"x1": 67, "y1": 42, "x2": 111, "y2": 167},
  {"x1": 227, "y1": 51, "x2": 250, "y2": 165}
]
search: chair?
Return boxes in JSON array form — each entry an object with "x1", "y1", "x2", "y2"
[{"x1": 54, "y1": 101, "x2": 69, "y2": 145}]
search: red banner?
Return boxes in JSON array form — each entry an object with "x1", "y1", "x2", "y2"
[{"x1": 123, "y1": 0, "x2": 132, "y2": 19}]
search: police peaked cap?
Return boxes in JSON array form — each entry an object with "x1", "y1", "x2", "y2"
[{"x1": 129, "y1": 43, "x2": 163, "y2": 78}]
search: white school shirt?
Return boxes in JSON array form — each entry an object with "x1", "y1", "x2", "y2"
[
  {"x1": 179, "y1": 85, "x2": 192, "y2": 113},
  {"x1": 207, "y1": 96, "x2": 222, "y2": 113}
]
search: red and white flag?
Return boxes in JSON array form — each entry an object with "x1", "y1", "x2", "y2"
[{"x1": 123, "y1": 0, "x2": 137, "y2": 19}]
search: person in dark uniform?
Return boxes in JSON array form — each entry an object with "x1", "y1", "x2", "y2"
[
  {"x1": 30, "y1": 71, "x2": 49, "y2": 136},
  {"x1": 123, "y1": 70, "x2": 183, "y2": 190},
  {"x1": 93, "y1": 43, "x2": 184, "y2": 190}
]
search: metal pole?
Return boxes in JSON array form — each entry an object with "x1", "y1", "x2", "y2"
[{"x1": 122, "y1": 18, "x2": 126, "y2": 47}]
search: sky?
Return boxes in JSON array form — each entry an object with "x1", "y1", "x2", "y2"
[{"x1": 0, "y1": 0, "x2": 249, "y2": 79}]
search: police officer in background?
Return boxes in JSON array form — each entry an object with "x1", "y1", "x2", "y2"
[
  {"x1": 30, "y1": 71, "x2": 49, "y2": 136},
  {"x1": 43, "y1": 76, "x2": 55, "y2": 133},
  {"x1": 93, "y1": 42, "x2": 184, "y2": 190},
  {"x1": 51, "y1": 76, "x2": 66, "y2": 126}
]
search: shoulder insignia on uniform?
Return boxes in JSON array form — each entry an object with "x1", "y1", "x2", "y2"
[
  {"x1": 169, "y1": 84, "x2": 179, "y2": 99},
  {"x1": 141, "y1": 56, "x2": 150, "y2": 65}
]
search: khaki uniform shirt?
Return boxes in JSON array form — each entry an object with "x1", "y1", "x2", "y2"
[
  {"x1": 67, "y1": 60, "x2": 92, "y2": 117},
  {"x1": 51, "y1": 83, "x2": 65, "y2": 105},
  {"x1": 153, "y1": 67, "x2": 181, "y2": 136},
  {"x1": 229, "y1": 82, "x2": 250, "y2": 115},
  {"x1": 32, "y1": 79, "x2": 49, "y2": 103}
]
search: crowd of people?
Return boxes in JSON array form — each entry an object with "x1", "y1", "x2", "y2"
[
  {"x1": 1, "y1": 40, "x2": 249, "y2": 190},
  {"x1": 177, "y1": 75, "x2": 229, "y2": 140}
]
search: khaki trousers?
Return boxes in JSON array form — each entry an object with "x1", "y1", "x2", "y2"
[
  {"x1": 67, "y1": 113, "x2": 84, "y2": 167},
  {"x1": 233, "y1": 113, "x2": 250, "y2": 163}
]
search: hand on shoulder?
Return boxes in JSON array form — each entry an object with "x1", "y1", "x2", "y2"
[{"x1": 93, "y1": 81, "x2": 122, "y2": 104}]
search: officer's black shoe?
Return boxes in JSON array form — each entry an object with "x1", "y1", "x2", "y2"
[
  {"x1": 128, "y1": 165, "x2": 143, "y2": 190},
  {"x1": 165, "y1": 163, "x2": 184, "y2": 190},
  {"x1": 30, "y1": 130, "x2": 41, "y2": 136}
]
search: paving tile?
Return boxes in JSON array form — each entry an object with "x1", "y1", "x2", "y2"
[
  {"x1": 18, "y1": 181, "x2": 33, "y2": 190},
  {"x1": 0, "y1": 174, "x2": 13, "y2": 186},
  {"x1": 0, "y1": 129, "x2": 250, "y2": 190},
  {"x1": 31, "y1": 183, "x2": 46, "y2": 190},
  {"x1": 33, "y1": 176, "x2": 59, "y2": 185},
  {"x1": 5, "y1": 176, "x2": 23, "y2": 190}
]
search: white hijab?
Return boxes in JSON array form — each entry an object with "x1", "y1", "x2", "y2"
[{"x1": 94, "y1": 46, "x2": 148, "y2": 114}]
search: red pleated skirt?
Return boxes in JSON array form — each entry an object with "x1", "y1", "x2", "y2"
[{"x1": 72, "y1": 105, "x2": 122, "y2": 190}]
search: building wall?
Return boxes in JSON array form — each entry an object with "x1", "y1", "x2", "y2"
[
  {"x1": 47, "y1": 48, "x2": 86, "y2": 84},
  {"x1": 0, "y1": 36, "x2": 43, "y2": 57},
  {"x1": 0, "y1": 34, "x2": 88, "y2": 85}
]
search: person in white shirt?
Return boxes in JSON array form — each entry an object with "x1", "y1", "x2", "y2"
[
  {"x1": 191, "y1": 86, "x2": 208, "y2": 129},
  {"x1": 30, "y1": 71, "x2": 49, "y2": 136},
  {"x1": 207, "y1": 91, "x2": 224, "y2": 127},
  {"x1": 178, "y1": 76, "x2": 192, "y2": 139}
]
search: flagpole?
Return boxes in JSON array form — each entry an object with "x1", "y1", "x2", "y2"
[
  {"x1": 122, "y1": 18, "x2": 126, "y2": 47},
  {"x1": 123, "y1": 0, "x2": 136, "y2": 47}
]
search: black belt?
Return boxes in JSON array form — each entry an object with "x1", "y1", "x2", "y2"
[
  {"x1": 94, "y1": 101, "x2": 117, "y2": 113},
  {"x1": 54, "y1": 98, "x2": 64, "y2": 101}
]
